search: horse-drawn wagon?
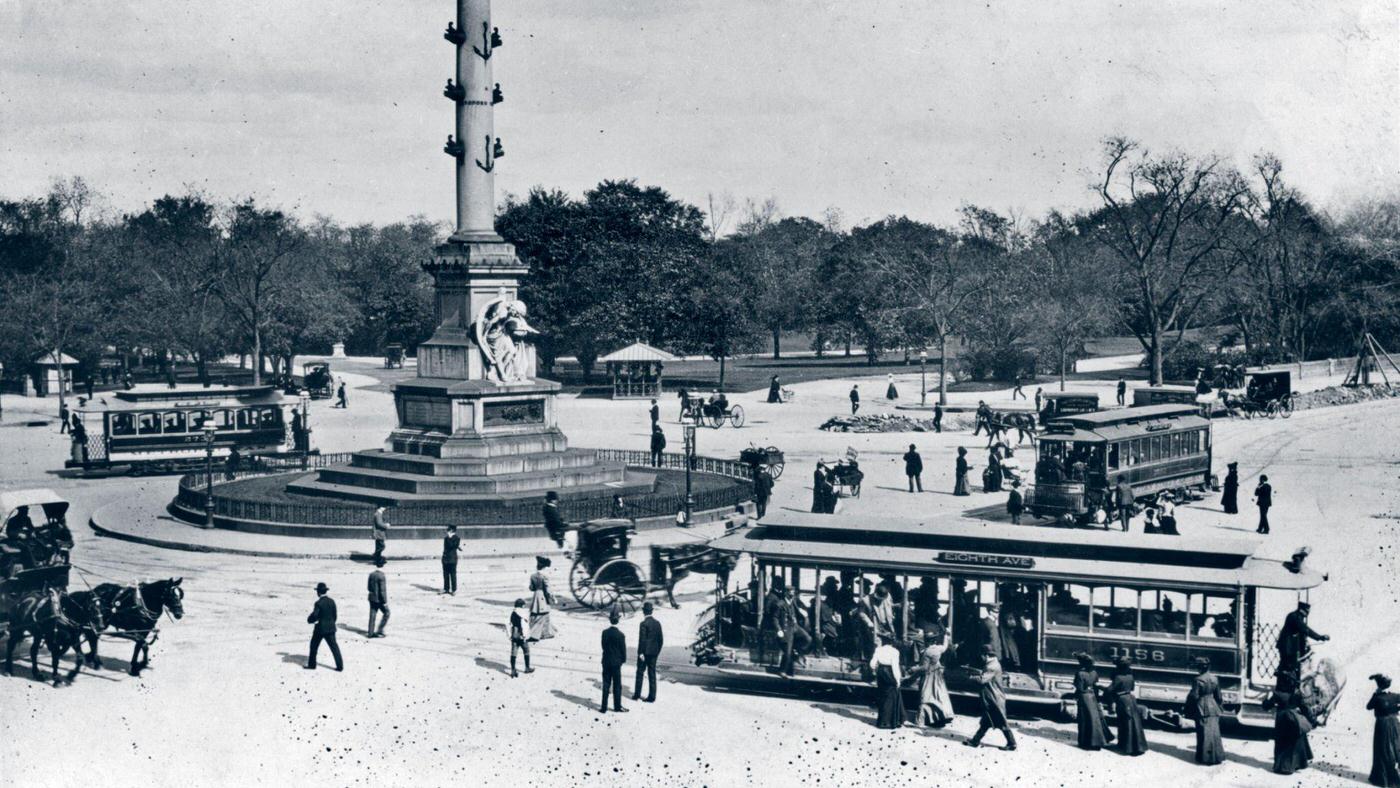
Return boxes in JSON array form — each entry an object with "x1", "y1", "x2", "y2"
[
  {"x1": 568, "y1": 520, "x2": 735, "y2": 613},
  {"x1": 739, "y1": 445, "x2": 785, "y2": 479},
  {"x1": 302, "y1": 361, "x2": 334, "y2": 399},
  {"x1": 683, "y1": 394, "x2": 746, "y2": 429},
  {"x1": 1220, "y1": 370, "x2": 1295, "y2": 420}
]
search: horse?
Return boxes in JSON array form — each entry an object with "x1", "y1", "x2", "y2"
[
  {"x1": 4, "y1": 589, "x2": 105, "y2": 686},
  {"x1": 651, "y1": 545, "x2": 739, "y2": 608},
  {"x1": 85, "y1": 578, "x2": 184, "y2": 675},
  {"x1": 986, "y1": 412, "x2": 1037, "y2": 446}
]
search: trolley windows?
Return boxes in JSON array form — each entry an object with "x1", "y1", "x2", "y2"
[
  {"x1": 188, "y1": 410, "x2": 211, "y2": 431},
  {"x1": 1049, "y1": 584, "x2": 1237, "y2": 643},
  {"x1": 137, "y1": 413, "x2": 161, "y2": 435},
  {"x1": 1189, "y1": 594, "x2": 1238, "y2": 642},
  {"x1": 213, "y1": 410, "x2": 235, "y2": 431},
  {"x1": 236, "y1": 409, "x2": 255, "y2": 430},
  {"x1": 1090, "y1": 586, "x2": 1139, "y2": 635},
  {"x1": 162, "y1": 412, "x2": 187, "y2": 433},
  {"x1": 1139, "y1": 590, "x2": 1189, "y2": 639},
  {"x1": 258, "y1": 407, "x2": 280, "y2": 427},
  {"x1": 111, "y1": 413, "x2": 135, "y2": 436},
  {"x1": 1047, "y1": 583, "x2": 1091, "y2": 630}
]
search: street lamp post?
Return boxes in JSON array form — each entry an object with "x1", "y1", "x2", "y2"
[
  {"x1": 298, "y1": 391, "x2": 311, "y2": 469},
  {"x1": 920, "y1": 350, "x2": 928, "y2": 406},
  {"x1": 0, "y1": 361, "x2": 5, "y2": 421},
  {"x1": 683, "y1": 423, "x2": 697, "y2": 526},
  {"x1": 202, "y1": 423, "x2": 217, "y2": 528}
]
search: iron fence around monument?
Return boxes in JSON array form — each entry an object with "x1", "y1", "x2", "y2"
[{"x1": 175, "y1": 450, "x2": 753, "y2": 528}]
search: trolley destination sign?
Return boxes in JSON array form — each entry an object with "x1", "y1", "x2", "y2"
[{"x1": 935, "y1": 551, "x2": 1036, "y2": 569}]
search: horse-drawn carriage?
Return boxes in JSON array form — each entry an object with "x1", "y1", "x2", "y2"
[
  {"x1": 568, "y1": 520, "x2": 736, "y2": 613},
  {"x1": 683, "y1": 394, "x2": 746, "y2": 429},
  {"x1": 1, "y1": 489, "x2": 72, "y2": 581},
  {"x1": 825, "y1": 458, "x2": 864, "y2": 498},
  {"x1": 383, "y1": 343, "x2": 405, "y2": 369},
  {"x1": 302, "y1": 361, "x2": 334, "y2": 399},
  {"x1": 739, "y1": 445, "x2": 785, "y2": 479},
  {"x1": 1220, "y1": 370, "x2": 1295, "y2": 420}
]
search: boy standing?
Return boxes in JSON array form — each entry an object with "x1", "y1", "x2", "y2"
[{"x1": 510, "y1": 599, "x2": 532, "y2": 678}]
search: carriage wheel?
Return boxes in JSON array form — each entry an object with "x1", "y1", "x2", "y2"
[
  {"x1": 707, "y1": 411, "x2": 725, "y2": 429},
  {"x1": 769, "y1": 461, "x2": 784, "y2": 479},
  {"x1": 1266, "y1": 401, "x2": 1280, "y2": 419},
  {"x1": 850, "y1": 480, "x2": 862, "y2": 498},
  {"x1": 570, "y1": 557, "x2": 618, "y2": 610},
  {"x1": 729, "y1": 405, "x2": 745, "y2": 428},
  {"x1": 593, "y1": 559, "x2": 647, "y2": 616},
  {"x1": 1280, "y1": 398, "x2": 1294, "y2": 419}
]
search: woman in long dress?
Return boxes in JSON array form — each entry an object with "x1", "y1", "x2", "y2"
[
  {"x1": 1109, "y1": 657, "x2": 1149, "y2": 755},
  {"x1": 1185, "y1": 657, "x2": 1225, "y2": 765},
  {"x1": 1070, "y1": 653, "x2": 1113, "y2": 750},
  {"x1": 885, "y1": 373, "x2": 899, "y2": 400},
  {"x1": 870, "y1": 634, "x2": 906, "y2": 729},
  {"x1": 954, "y1": 448, "x2": 971, "y2": 496},
  {"x1": 1221, "y1": 462, "x2": 1240, "y2": 514},
  {"x1": 985, "y1": 446, "x2": 1003, "y2": 493},
  {"x1": 1266, "y1": 678, "x2": 1315, "y2": 775},
  {"x1": 528, "y1": 556, "x2": 556, "y2": 641},
  {"x1": 912, "y1": 626, "x2": 954, "y2": 728},
  {"x1": 1369, "y1": 673, "x2": 1400, "y2": 786}
]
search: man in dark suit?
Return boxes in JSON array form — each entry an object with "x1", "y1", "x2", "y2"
[
  {"x1": 752, "y1": 468, "x2": 772, "y2": 519},
  {"x1": 903, "y1": 444, "x2": 924, "y2": 492},
  {"x1": 1276, "y1": 601, "x2": 1328, "y2": 673},
  {"x1": 648, "y1": 398, "x2": 660, "y2": 429},
  {"x1": 633, "y1": 602, "x2": 664, "y2": 702},
  {"x1": 649, "y1": 426, "x2": 666, "y2": 467},
  {"x1": 542, "y1": 491, "x2": 566, "y2": 548},
  {"x1": 305, "y1": 581, "x2": 343, "y2": 670},
  {"x1": 600, "y1": 610, "x2": 628, "y2": 713},
  {"x1": 367, "y1": 556, "x2": 389, "y2": 638},
  {"x1": 1254, "y1": 474, "x2": 1273, "y2": 534},
  {"x1": 441, "y1": 525, "x2": 461, "y2": 595}
]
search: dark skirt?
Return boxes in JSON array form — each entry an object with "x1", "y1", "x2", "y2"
[
  {"x1": 886, "y1": 383, "x2": 898, "y2": 400},
  {"x1": 954, "y1": 472, "x2": 970, "y2": 496},
  {"x1": 1076, "y1": 692, "x2": 1110, "y2": 749},
  {"x1": 1274, "y1": 710, "x2": 1313, "y2": 774},
  {"x1": 1114, "y1": 694, "x2": 1149, "y2": 755},
  {"x1": 1195, "y1": 716, "x2": 1225, "y2": 765},
  {"x1": 875, "y1": 664, "x2": 905, "y2": 729},
  {"x1": 1374, "y1": 715, "x2": 1400, "y2": 786},
  {"x1": 1222, "y1": 486, "x2": 1238, "y2": 514}
]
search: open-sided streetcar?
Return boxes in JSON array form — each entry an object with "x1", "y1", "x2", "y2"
[
  {"x1": 690, "y1": 513, "x2": 1332, "y2": 729},
  {"x1": 66, "y1": 385, "x2": 294, "y2": 476},
  {"x1": 1026, "y1": 404, "x2": 1213, "y2": 523}
]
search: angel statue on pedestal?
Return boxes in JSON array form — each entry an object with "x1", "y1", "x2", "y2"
[{"x1": 475, "y1": 288, "x2": 540, "y2": 383}]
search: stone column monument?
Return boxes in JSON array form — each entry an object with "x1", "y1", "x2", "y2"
[{"x1": 289, "y1": 0, "x2": 643, "y2": 509}]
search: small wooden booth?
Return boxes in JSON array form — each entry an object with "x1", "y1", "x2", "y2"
[
  {"x1": 599, "y1": 343, "x2": 676, "y2": 399},
  {"x1": 34, "y1": 351, "x2": 79, "y2": 397}
]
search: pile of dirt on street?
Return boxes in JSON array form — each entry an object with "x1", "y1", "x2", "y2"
[
  {"x1": 1295, "y1": 384, "x2": 1400, "y2": 410},
  {"x1": 820, "y1": 414, "x2": 940, "y2": 432}
]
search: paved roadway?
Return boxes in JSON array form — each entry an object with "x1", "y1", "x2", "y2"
[{"x1": 1, "y1": 367, "x2": 1395, "y2": 787}]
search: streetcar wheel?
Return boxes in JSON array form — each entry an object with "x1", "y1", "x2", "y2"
[
  {"x1": 729, "y1": 405, "x2": 746, "y2": 428},
  {"x1": 770, "y1": 461, "x2": 784, "y2": 479}
]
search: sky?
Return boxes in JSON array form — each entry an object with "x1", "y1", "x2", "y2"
[{"x1": 2, "y1": 0, "x2": 1397, "y2": 229}]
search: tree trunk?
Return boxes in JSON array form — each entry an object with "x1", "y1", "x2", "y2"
[
  {"x1": 718, "y1": 355, "x2": 727, "y2": 390},
  {"x1": 938, "y1": 335, "x2": 949, "y2": 405},
  {"x1": 844, "y1": 333, "x2": 852, "y2": 357},
  {"x1": 1150, "y1": 327, "x2": 1163, "y2": 385},
  {"x1": 253, "y1": 326, "x2": 263, "y2": 385},
  {"x1": 1059, "y1": 345, "x2": 1068, "y2": 391},
  {"x1": 814, "y1": 331, "x2": 825, "y2": 358},
  {"x1": 772, "y1": 327, "x2": 781, "y2": 360}
]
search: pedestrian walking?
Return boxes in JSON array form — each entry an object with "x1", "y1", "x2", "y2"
[
  {"x1": 366, "y1": 556, "x2": 389, "y2": 638},
  {"x1": 849, "y1": 384, "x2": 860, "y2": 415},
  {"x1": 1034, "y1": 387, "x2": 1043, "y2": 413},
  {"x1": 885, "y1": 374, "x2": 898, "y2": 400},
  {"x1": 304, "y1": 581, "x2": 343, "y2": 671},
  {"x1": 83, "y1": 374, "x2": 94, "y2": 399},
  {"x1": 973, "y1": 401, "x2": 990, "y2": 435},
  {"x1": 752, "y1": 468, "x2": 772, "y2": 519},
  {"x1": 632, "y1": 602, "x2": 663, "y2": 703},
  {"x1": 1110, "y1": 657, "x2": 1149, "y2": 755},
  {"x1": 871, "y1": 634, "x2": 905, "y2": 729},
  {"x1": 441, "y1": 524, "x2": 460, "y2": 595},
  {"x1": 335, "y1": 381, "x2": 348, "y2": 408},
  {"x1": 509, "y1": 599, "x2": 532, "y2": 677},
  {"x1": 964, "y1": 645, "x2": 1017, "y2": 750},
  {"x1": 59, "y1": 401, "x2": 69, "y2": 433},
  {"x1": 649, "y1": 425, "x2": 666, "y2": 467},
  {"x1": 903, "y1": 444, "x2": 923, "y2": 492},
  {"x1": 953, "y1": 448, "x2": 971, "y2": 496},
  {"x1": 648, "y1": 398, "x2": 659, "y2": 429},
  {"x1": 1157, "y1": 492, "x2": 1179, "y2": 535},
  {"x1": 1115, "y1": 476, "x2": 1134, "y2": 532},
  {"x1": 1185, "y1": 657, "x2": 1225, "y2": 765},
  {"x1": 1070, "y1": 653, "x2": 1113, "y2": 750},
  {"x1": 767, "y1": 375, "x2": 781, "y2": 403},
  {"x1": 1368, "y1": 673, "x2": 1400, "y2": 786},
  {"x1": 1254, "y1": 474, "x2": 1273, "y2": 534},
  {"x1": 1011, "y1": 374, "x2": 1024, "y2": 400},
  {"x1": 1007, "y1": 482, "x2": 1024, "y2": 524},
  {"x1": 932, "y1": 401, "x2": 943, "y2": 433},
  {"x1": 542, "y1": 491, "x2": 566, "y2": 549},
  {"x1": 1221, "y1": 462, "x2": 1239, "y2": 514},
  {"x1": 600, "y1": 610, "x2": 628, "y2": 713},
  {"x1": 1265, "y1": 672, "x2": 1316, "y2": 775},
  {"x1": 529, "y1": 556, "x2": 556, "y2": 641},
  {"x1": 1116, "y1": 378, "x2": 1127, "y2": 406},
  {"x1": 912, "y1": 625, "x2": 953, "y2": 728},
  {"x1": 371, "y1": 506, "x2": 389, "y2": 560}
]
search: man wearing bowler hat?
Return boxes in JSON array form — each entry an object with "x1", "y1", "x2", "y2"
[{"x1": 305, "y1": 581, "x2": 343, "y2": 671}]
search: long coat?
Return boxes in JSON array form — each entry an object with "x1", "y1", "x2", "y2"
[
  {"x1": 903, "y1": 450, "x2": 923, "y2": 476},
  {"x1": 1073, "y1": 669, "x2": 1111, "y2": 750},
  {"x1": 1110, "y1": 673, "x2": 1149, "y2": 755},
  {"x1": 953, "y1": 456, "x2": 971, "y2": 496},
  {"x1": 1185, "y1": 671, "x2": 1225, "y2": 765},
  {"x1": 974, "y1": 655, "x2": 1009, "y2": 729},
  {"x1": 1221, "y1": 469, "x2": 1239, "y2": 514},
  {"x1": 1267, "y1": 689, "x2": 1314, "y2": 775},
  {"x1": 914, "y1": 642, "x2": 954, "y2": 726},
  {"x1": 1369, "y1": 690, "x2": 1400, "y2": 786}
]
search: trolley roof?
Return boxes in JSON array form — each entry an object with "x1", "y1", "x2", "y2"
[
  {"x1": 708, "y1": 512, "x2": 1321, "y2": 591},
  {"x1": 76, "y1": 385, "x2": 285, "y2": 413}
]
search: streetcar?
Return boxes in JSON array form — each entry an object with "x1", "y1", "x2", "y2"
[
  {"x1": 65, "y1": 385, "x2": 294, "y2": 475},
  {"x1": 1025, "y1": 404, "x2": 1213, "y2": 522},
  {"x1": 689, "y1": 512, "x2": 1331, "y2": 729},
  {"x1": 1037, "y1": 391, "x2": 1099, "y2": 425}
]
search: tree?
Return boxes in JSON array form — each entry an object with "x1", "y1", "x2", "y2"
[
  {"x1": 215, "y1": 201, "x2": 304, "y2": 384},
  {"x1": 1094, "y1": 137, "x2": 1249, "y2": 383},
  {"x1": 724, "y1": 216, "x2": 833, "y2": 359},
  {"x1": 674, "y1": 265, "x2": 764, "y2": 390},
  {"x1": 1027, "y1": 212, "x2": 1114, "y2": 389}
]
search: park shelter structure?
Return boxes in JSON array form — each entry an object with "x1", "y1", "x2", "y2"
[
  {"x1": 599, "y1": 343, "x2": 676, "y2": 399},
  {"x1": 34, "y1": 351, "x2": 79, "y2": 396}
]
